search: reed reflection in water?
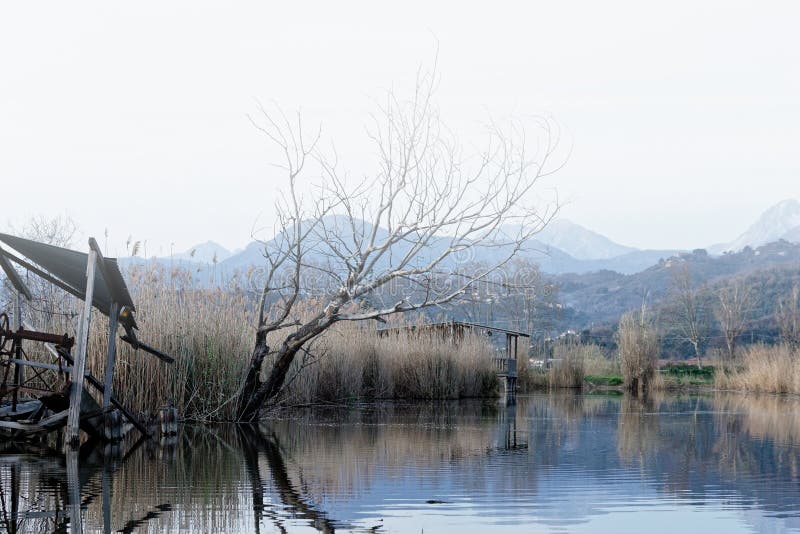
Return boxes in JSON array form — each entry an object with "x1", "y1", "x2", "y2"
[{"x1": 1, "y1": 394, "x2": 799, "y2": 532}]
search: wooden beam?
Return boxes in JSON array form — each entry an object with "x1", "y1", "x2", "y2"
[
  {"x1": 0, "y1": 400, "x2": 41, "y2": 417},
  {"x1": 8, "y1": 359, "x2": 74, "y2": 373},
  {"x1": 67, "y1": 245, "x2": 97, "y2": 449},
  {"x1": 24, "y1": 320, "x2": 151, "y2": 439},
  {"x1": 0, "y1": 246, "x2": 32, "y2": 300},
  {"x1": 0, "y1": 410, "x2": 68, "y2": 432},
  {"x1": 12, "y1": 292, "x2": 22, "y2": 411},
  {"x1": 103, "y1": 302, "x2": 119, "y2": 409}
]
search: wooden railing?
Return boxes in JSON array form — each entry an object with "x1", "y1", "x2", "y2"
[{"x1": 493, "y1": 357, "x2": 517, "y2": 377}]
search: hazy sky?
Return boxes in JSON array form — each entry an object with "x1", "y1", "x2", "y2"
[{"x1": 2, "y1": 1, "x2": 798, "y2": 256}]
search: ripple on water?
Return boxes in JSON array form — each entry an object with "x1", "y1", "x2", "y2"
[{"x1": 1, "y1": 393, "x2": 800, "y2": 532}]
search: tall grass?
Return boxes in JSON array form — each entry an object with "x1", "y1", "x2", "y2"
[
  {"x1": 282, "y1": 321, "x2": 498, "y2": 404},
  {"x1": 519, "y1": 340, "x2": 617, "y2": 390},
  {"x1": 547, "y1": 341, "x2": 585, "y2": 389},
  {"x1": 714, "y1": 344, "x2": 800, "y2": 394}
]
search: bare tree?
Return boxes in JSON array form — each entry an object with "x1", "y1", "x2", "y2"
[
  {"x1": 667, "y1": 264, "x2": 710, "y2": 368},
  {"x1": 777, "y1": 283, "x2": 800, "y2": 349},
  {"x1": 236, "y1": 70, "x2": 565, "y2": 420},
  {"x1": 714, "y1": 279, "x2": 753, "y2": 361},
  {"x1": 1, "y1": 216, "x2": 80, "y2": 330}
]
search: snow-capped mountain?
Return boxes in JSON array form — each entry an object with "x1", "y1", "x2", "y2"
[{"x1": 709, "y1": 199, "x2": 800, "y2": 254}]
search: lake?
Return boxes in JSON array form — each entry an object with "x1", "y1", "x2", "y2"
[{"x1": 1, "y1": 392, "x2": 799, "y2": 533}]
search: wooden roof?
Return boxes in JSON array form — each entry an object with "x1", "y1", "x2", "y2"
[{"x1": 378, "y1": 320, "x2": 530, "y2": 338}]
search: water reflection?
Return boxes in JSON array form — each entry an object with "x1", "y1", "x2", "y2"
[{"x1": 0, "y1": 394, "x2": 799, "y2": 532}]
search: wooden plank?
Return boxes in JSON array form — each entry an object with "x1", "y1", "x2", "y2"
[
  {"x1": 0, "y1": 400, "x2": 41, "y2": 417},
  {"x1": 23, "y1": 320, "x2": 151, "y2": 439},
  {"x1": 8, "y1": 359, "x2": 74, "y2": 373},
  {"x1": 0, "y1": 410, "x2": 68, "y2": 432},
  {"x1": 67, "y1": 246, "x2": 97, "y2": 449}
]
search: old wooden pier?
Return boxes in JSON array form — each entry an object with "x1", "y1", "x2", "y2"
[
  {"x1": 0, "y1": 233, "x2": 175, "y2": 450},
  {"x1": 378, "y1": 320, "x2": 528, "y2": 398}
]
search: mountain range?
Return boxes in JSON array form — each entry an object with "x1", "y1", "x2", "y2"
[{"x1": 136, "y1": 198, "x2": 800, "y2": 278}]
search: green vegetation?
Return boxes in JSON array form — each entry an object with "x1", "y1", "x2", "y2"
[
  {"x1": 585, "y1": 375, "x2": 623, "y2": 386},
  {"x1": 659, "y1": 363, "x2": 715, "y2": 386}
]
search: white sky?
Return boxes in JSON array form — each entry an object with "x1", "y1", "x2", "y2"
[{"x1": 1, "y1": 1, "x2": 799, "y2": 256}]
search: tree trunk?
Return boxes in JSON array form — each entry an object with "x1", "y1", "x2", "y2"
[
  {"x1": 692, "y1": 341, "x2": 702, "y2": 369},
  {"x1": 237, "y1": 318, "x2": 333, "y2": 421},
  {"x1": 242, "y1": 343, "x2": 303, "y2": 420},
  {"x1": 237, "y1": 330, "x2": 269, "y2": 422}
]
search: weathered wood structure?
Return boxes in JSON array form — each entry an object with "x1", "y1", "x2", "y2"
[
  {"x1": 378, "y1": 320, "x2": 529, "y2": 397},
  {"x1": 0, "y1": 233, "x2": 174, "y2": 450}
]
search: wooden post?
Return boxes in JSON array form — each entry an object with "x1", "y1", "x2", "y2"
[
  {"x1": 12, "y1": 291, "x2": 22, "y2": 411},
  {"x1": 67, "y1": 246, "x2": 97, "y2": 450},
  {"x1": 103, "y1": 301, "x2": 119, "y2": 409}
]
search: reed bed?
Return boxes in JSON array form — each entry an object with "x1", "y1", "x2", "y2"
[
  {"x1": 519, "y1": 341, "x2": 617, "y2": 391},
  {"x1": 281, "y1": 321, "x2": 499, "y2": 404},
  {"x1": 20, "y1": 263, "x2": 500, "y2": 420},
  {"x1": 547, "y1": 342, "x2": 585, "y2": 389},
  {"x1": 714, "y1": 343, "x2": 800, "y2": 395},
  {"x1": 86, "y1": 265, "x2": 254, "y2": 421}
]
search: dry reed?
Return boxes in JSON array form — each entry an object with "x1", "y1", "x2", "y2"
[
  {"x1": 714, "y1": 343, "x2": 800, "y2": 394},
  {"x1": 282, "y1": 321, "x2": 499, "y2": 404},
  {"x1": 618, "y1": 310, "x2": 659, "y2": 395},
  {"x1": 547, "y1": 341, "x2": 585, "y2": 389},
  {"x1": 519, "y1": 341, "x2": 616, "y2": 390}
]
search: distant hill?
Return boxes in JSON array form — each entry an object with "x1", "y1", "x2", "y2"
[
  {"x1": 174, "y1": 241, "x2": 232, "y2": 264},
  {"x1": 122, "y1": 216, "x2": 682, "y2": 280},
  {"x1": 534, "y1": 219, "x2": 637, "y2": 260},
  {"x1": 121, "y1": 199, "x2": 800, "y2": 285},
  {"x1": 555, "y1": 240, "x2": 800, "y2": 329}
]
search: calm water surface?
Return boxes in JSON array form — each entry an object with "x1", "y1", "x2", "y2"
[{"x1": 1, "y1": 392, "x2": 800, "y2": 533}]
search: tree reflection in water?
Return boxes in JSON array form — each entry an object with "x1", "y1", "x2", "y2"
[
  {"x1": 0, "y1": 395, "x2": 799, "y2": 532},
  {"x1": 239, "y1": 425, "x2": 340, "y2": 533}
]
